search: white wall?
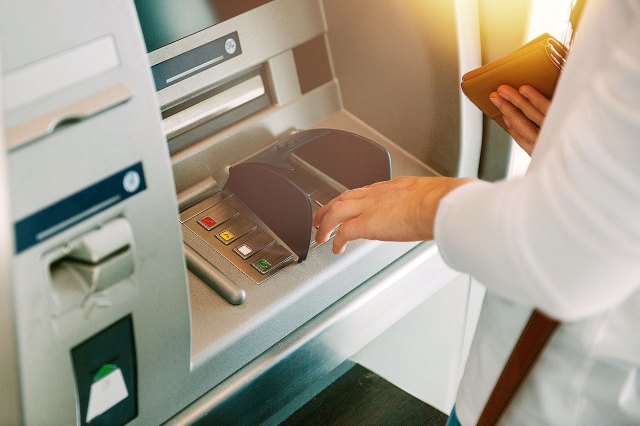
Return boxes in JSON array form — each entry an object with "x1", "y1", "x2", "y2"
[{"x1": 351, "y1": 274, "x2": 472, "y2": 413}]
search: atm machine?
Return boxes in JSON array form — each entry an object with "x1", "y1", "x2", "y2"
[{"x1": 0, "y1": 0, "x2": 482, "y2": 424}]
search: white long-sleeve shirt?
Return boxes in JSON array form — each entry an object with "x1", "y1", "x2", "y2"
[{"x1": 435, "y1": 0, "x2": 640, "y2": 424}]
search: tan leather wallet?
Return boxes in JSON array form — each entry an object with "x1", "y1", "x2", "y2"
[{"x1": 461, "y1": 33, "x2": 568, "y2": 130}]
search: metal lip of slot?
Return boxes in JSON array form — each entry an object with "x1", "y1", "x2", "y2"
[{"x1": 162, "y1": 75, "x2": 265, "y2": 140}]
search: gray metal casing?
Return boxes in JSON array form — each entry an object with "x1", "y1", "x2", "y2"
[
  {"x1": 1, "y1": 0, "x2": 483, "y2": 423},
  {"x1": 1, "y1": 0, "x2": 190, "y2": 424}
]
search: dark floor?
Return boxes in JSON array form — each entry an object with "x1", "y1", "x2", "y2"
[{"x1": 281, "y1": 364, "x2": 449, "y2": 426}]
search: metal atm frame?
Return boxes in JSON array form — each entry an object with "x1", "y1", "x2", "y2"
[{"x1": 0, "y1": 0, "x2": 482, "y2": 424}]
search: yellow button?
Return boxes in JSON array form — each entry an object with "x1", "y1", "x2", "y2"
[{"x1": 219, "y1": 231, "x2": 235, "y2": 241}]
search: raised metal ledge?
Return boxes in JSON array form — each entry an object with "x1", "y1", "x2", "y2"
[
  {"x1": 6, "y1": 83, "x2": 131, "y2": 151},
  {"x1": 166, "y1": 242, "x2": 458, "y2": 425},
  {"x1": 163, "y1": 75, "x2": 265, "y2": 140}
]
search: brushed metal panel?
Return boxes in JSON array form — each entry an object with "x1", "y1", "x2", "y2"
[
  {"x1": 3, "y1": 35, "x2": 119, "y2": 111},
  {"x1": 323, "y1": 0, "x2": 461, "y2": 176},
  {"x1": 168, "y1": 243, "x2": 458, "y2": 425},
  {"x1": 163, "y1": 75, "x2": 265, "y2": 139}
]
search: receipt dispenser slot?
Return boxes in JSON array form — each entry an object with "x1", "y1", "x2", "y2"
[{"x1": 47, "y1": 218, "x2": 134, "y2": 316}]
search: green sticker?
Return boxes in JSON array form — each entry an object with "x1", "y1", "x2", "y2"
[
  {"x1": 255, "y1": 258, "x2": 272, "y2": 272},
  {"x1": 93, "y1": 364, "x2": 118, "y2": 382}
]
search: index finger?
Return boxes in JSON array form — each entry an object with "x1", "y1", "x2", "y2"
[
  {"x1": 312, "y1": 187, "x2": 368, "y2": 228},
  {"x1": 497, "y1": 85, "x2": 546, "y2": 127},
  {"x1": 313, "y1": 198, "x2": 364, "y2": 244},
  {"x1": 519, "y1": 85, "x2": 551, "y2": 115}
]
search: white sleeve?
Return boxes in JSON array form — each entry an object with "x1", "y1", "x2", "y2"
[{"x1": 434, "y1": 15, "x2": 640, "y2": 322}]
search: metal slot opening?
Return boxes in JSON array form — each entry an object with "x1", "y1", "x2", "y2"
[{"x1": 163, "y1": 67, "x2": 272, "y2": 153}]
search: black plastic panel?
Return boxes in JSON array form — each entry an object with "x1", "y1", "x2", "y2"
[
  {"x1": 224, "y1": 129, "x2": 391, "y2": 262},
  {"x1": 71, "y1": 316, "x2": 137, "y2": 426},
  {"x1": 151, "y1": 32, "x2": 242, "y2": 91},
  {"x1": 225, "y1": 164, "x2": 312, "y2": 262}
]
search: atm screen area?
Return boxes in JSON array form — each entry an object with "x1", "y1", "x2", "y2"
[{"x1": 134, "y1": 0, "x2": 274, "y2": 52}]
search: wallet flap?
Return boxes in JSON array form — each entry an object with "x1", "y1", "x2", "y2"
[
  {"x1": 462, "y1": 34, "x2": 558, "y2": 81},
  {"x1": 460, "y1": 33, "x2": 568, "y2": 127}
]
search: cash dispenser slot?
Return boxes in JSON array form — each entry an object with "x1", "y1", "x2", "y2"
[
  {"x1": 162, "y1": 70, "x2": 271, "y2": 153},
  {"x1": 183, "y1": 128, "x2": 391, "y2": 299},
  {"x1": 163, "y1": 75, "x2": 265, "y2": 139}
]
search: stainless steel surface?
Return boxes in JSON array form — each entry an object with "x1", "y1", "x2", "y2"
[
  {"x1": 0, "y1": 50, "x2": 22, "y2": 425},
  {"x1": 177, "y1": 176, "x2": 220, "y2": 211},
  {"x1": 168, "y1": 243, "x2": 459, "y2": 425},
  {"x1": 7, "y1": 83, "x2": 132, "y2": 151},
  {"x1": 265, "y1": 50, "x2": 301, "y2": 105},
  {"x1": 185, "y1": 244, "x2": 246, "y2": 305},
  {"x1": 163, "y1": 75, "x2": 265, "y2": 139},
  {"x1": 322, "y1": 0, "x2": 463, "y2": 176}
]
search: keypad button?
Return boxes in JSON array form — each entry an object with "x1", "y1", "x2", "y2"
[
  {"x1": 254, "y1": 258, "x2": 272, "y2": 273},
  {"x1": 215, "y1": 217, "x2": 256, "y2": 245},
  {"x1": 218, "y1": 230, "x2": 235, "y2": 242},
  {"x1": 233, "y1": 231, "x2": 274, "y2": 259},
  {"x1": 197, "y1": 204, "x2": 238, "y2": 230},
  {"x1": 236, "y1": 244, "x2": 253, "y2": 257},
  {"x1": 252, "y1": 245, "x2": 291, "y2": 274},
  {"x1": 198, "y1": 216, "x2": 217, "y2": 230}
]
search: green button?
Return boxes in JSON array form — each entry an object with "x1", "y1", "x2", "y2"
[{"x1": 254, "y1": 258, "x2": 272, "y2": 272}]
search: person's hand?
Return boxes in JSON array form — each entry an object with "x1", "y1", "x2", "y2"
[
  {"x1": 312, "y1": 176, "x2": 473, "y2": 254},
  {"x1": 490, "y1": 85, "x2": 551, "y2": 156}
]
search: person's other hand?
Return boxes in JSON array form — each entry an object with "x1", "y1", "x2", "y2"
[
  {"x1": 312, "y1": 176, "x2": 472, "y2": 254},
  {"x1": 490, "y1": 85, "x2": 551, "y2": 156}
]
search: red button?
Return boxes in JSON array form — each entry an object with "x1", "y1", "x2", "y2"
[{"x1": 201, "y1": 216, "x2": 216, "y2": 228}]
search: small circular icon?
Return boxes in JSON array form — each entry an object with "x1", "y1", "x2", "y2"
[
  {"x1": 225, "y1": 38, "x2": 237, "y2": 54},
  {"x1": 123, "y1": 171, "x2": 141, "y2": 193}
]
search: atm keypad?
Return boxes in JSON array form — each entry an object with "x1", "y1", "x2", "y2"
[
  {"x1": 215, "y1": 217, "x2": 257, "y2": 245},
  {"x1": 233, "y1": 231, "x2": 274, "y2": 260},
  {"x1": 185, "y1": 194, "x2": 326, "y2": 284}
]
